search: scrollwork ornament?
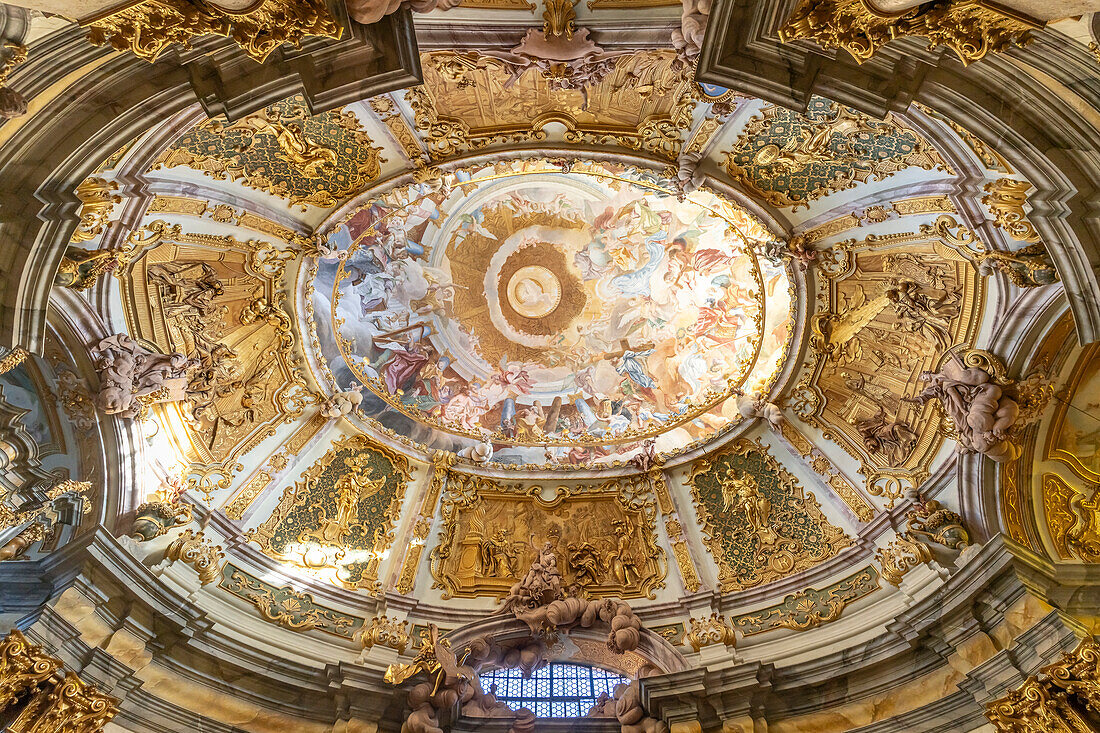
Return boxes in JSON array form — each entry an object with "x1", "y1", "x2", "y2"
[
  {"x1": 779, "y1": 0, "x2": 1040, "y2": 67},
  {"x1": 163, "y1": 528, "x2": 225, "y2": 585},
  {"x1": 875, "y1": 533, "x2": 933, "y2": 586},
  {"x1": 986, "y1": 637, "x2": 1100, "y2": 731},
  {"x1": 84, "y1": 0, "x2": 342, "y2": 63},
  {"x1": 683, "y1": 614, "x2": 736, "y2": 652},
  {"x1": 358, "y1": 616, "x2": 410, "y2": 654}
]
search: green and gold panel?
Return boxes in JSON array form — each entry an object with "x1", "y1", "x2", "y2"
[
  {"x1": 152, "y1": 95, "x2": 383, "y2": 209},
  {"x1": 690, "y1": 438, "x2": 851, "y2": 592},
  {"x1": 250, "y1": 435, "x2": 411, "y2": 593},
  {"x1": 722, "y1": 97, "x2": 950, "y2": 209}
]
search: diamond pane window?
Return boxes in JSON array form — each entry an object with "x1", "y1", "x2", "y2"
[{"x1": 478, "y1": 663, "x2": 630, "y2": 718}]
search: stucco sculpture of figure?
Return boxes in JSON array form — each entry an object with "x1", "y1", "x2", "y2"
[
  {"x1": 734, "y1": 390, "x2": 785, "y2": 430},
  {"x1": 320, "y1": 384, "x2": 363, "y2": 418},
  {"x1": 345, "y1": 0, "x2": 461, "y2": 25},
  {"x1": 92, "y1": 334, "x2": 191, "y2": 419},
  {"x1": 906, "y1": 351, "x2": 1025, "y2": 463}
]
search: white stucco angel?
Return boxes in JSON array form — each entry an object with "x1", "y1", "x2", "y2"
[{"x1": 734, "y1": 390, "x2": 786, "y2": 431}]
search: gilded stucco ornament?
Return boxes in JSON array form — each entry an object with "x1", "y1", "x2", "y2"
[
  {"x1": 1, "y1": 480, "x2": 92, "y2": 534},
  {"x1": 431, "y1": 473, "x2": 666, "y2": 600},
  {"x1": 69, "y1": 178, "x2": 121, "y2": 245},
  {"x1": 683, "y1": 614, "x2": 736, "y2": 652},
  {"x1": 0, "y1": 347, "x2": 28, "y2": 375},
  {"x1": 358, "y1": 616, "x2": 410, "y2": 654},
  {"x1": 986, "y1": 637, "x2": 1100, "y2": 731},
  {"x1": 779, "y1": 0, "x2": 1041, "y2": 66},
  {"x1": 160, "y1": 528, "x2": 225, "y2": 586},
  {"x1": 153, "y1": 95, "x2": 382, "y2": 209},
  {"x1": 721, "y1": 97, "x2": 949, "y2": 209},
  {"x1": 249, "y1": 434, "x2": 411, "y2": 593},
  {"x1": 1044, "y1": 474, "x2": 1100, "y2": 563},
  {"x1": 0, "y1": 629, "x2": 119, "y2": 731},
  {"x1": 84, "y1": 0, "x2": 342, "y2": 63},
  {"x1": 875, "y1": 533, "x2": 933, "y2": 586},
  {"x1": 219, "y1": 565, "x2": 361, "y2": 637},
  {"x1": 130, "y1": 501, "x2": 192, "y2": 542},
  {"x1": 690, "y1": 439, "x2": 852, "y2": 591},
  {"x1": 732, "y1": 567, "x2": 881, "y2": 635}
]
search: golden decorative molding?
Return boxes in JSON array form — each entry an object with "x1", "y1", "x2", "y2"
[
  {"x1": 163, "y1": 528, "x2": 225, "y2": 586},
  {"x1": 791, "y1": 222, "x2": 984, "y2": 506},
  {"x1": 431, "y1": 472, "x2": 666, "y2": 600},
  {"x1": 683, "y1": 614, "x2": 736, "y2": 652},
  {"x1": 220, "y1": 565, "x2": 361, "y2": 636},
  {"x1": 148, "y1": 195, "x2": 308, "y2": 245},
  {"x1": 0, "y1": 629, "x2": 119, "y2": 732},
  {"x1": 396, "y1": 451, "x2": 454, "y2": 595},
  {"x1": 733, "y1": 567, "x2": 880, "y2": 635},
  {"x1": 152, "y1": 95, "x2": 381, "y2": 210},
  {"x1": 875, "y1": 533, "x2": 932, "y2": 585},
  {"x1": 892, "y1": 194, "x2": 956, "y2": 217},
  {"x1": 369, "y1": 96, "x2": 425, "y2": 163},
  {"x1": 0, "y1": 347, "x2": 28, "y2": 374},
  {"x1": 84, "y1": 0, "x2": 342, "y2": 63},
  {"x1": 983, "y1": 178, "x2": 1040, "y2": 243},
  {"x1": 587, "y1": 0, "x2": 678, "y2": 6},
  {"x1": 779, "y1": 421, "x2": 875, "y2": 521},
  {"x1": 986, "y1": 637, "x2": 1100, "y2": 731},
  {"x1": 1043, "y1": 473, "x2": 1100, "y2": 563},
  {"x1": 250, "y1": 434, "x2": 412, "y2": 593},
  {"x1": 0, "y1": 42, "x2": 27, "y2": 119},
  {"x1": 690, "y1": 438, "x2": 852, "y2": 592},
  {"x1": 647, "y1": 466, "x2": 702, "y2": 592},
  {"x1": 358, "y1": 615, "x2": 410, "y2": 654},
  {"x1": 463, "y1": 0, "x2": 535, "y2": 7},
  {"x1": 70, "y1": 177, "x2": 121, "y2": 243},
  {"x1": 130, "y1": 500, "x2": 192, "y2": 541},
  {"x1": 779, "y1": 0, "x2": 1041, "y2": 67},
  {"x1": 412, "y1": 50, "x2": 694, "y2": 163},
  {"x1": 721, "y1": 97, "x2": 949, "y2": 209}
]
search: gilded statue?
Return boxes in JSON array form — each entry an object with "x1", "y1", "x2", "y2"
[
  {"x1": 307, "y1": 454, "x2": 387, "y2": 544},
  {"x1": 222, "y1": 109, "x2": 338, "y2": 179},
  {"x1": 566, "y1": 541, "x2": 603, "y2": 586},
  {"x1": 54, "y1": 246, "x2": 129, "y2": 290},
  {"x1": 884, "y1": 279, "x2": 959, "y2": 352},
  {"x1": 478, "y1": 530, "x2": 517, "y2": 578},
  {"x1": 609, "y1": 518, "x2": 642, "y2": 587},
  {"x1": 751, "y1": 106, "x2": 868, "y2": 176},
  {"x1": 722, "y1": 472, "x2": 778, "y2": 545}
]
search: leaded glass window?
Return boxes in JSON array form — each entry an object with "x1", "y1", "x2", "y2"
[{"x1": 478, "y1": 663, "x2": 629, "y2": 718}]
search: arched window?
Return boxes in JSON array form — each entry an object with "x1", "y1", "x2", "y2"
[{"x1": 479, "y1": 663, "x2": 629, "y2": 718}]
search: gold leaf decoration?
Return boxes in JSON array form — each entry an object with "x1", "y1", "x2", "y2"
[
  {"x1": 152, "y1": 95, "x2": 382, "y2": 209},
  {"x1": 84, "y1": 0, "x2": 342, "y2": 63},
  {"x1": 690, "y1": 438, "x2": 852, "y2": 592}
]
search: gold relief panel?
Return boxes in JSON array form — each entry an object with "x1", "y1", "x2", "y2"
[
  {"x1": 721, "y1": 97, "x2": 950, "y2": 210},
  {"x1": 1043, "y1": 474, "x2": 1100, "y2": 563},
  {"x1": 249, "y1": 434, "x2": 412, "y2": 594},
  {"x1": 689, "y1": 438, "x2": 852, "y2": 592},
  {"x1": 411, "y1": 50, "x2": 694, "y2": 162},
  {"x1": 118, "y1": 229, "x2": 308, "y2": 468},
  {"x1": 430, "y1": 472, "x2": 666, "y2": 600},
  {"x1": 1045, "y1": 342, "x2": 1100, "y2": 487},
  {"x1": 151, "y1": 95, "x2": 383, "y2": 210},
  {"x1": 792, "y1": 234, "x2": 983, "y2": 505},
  {"x1": 85, "y1": 0, "x2": 342, "y2": 64}
]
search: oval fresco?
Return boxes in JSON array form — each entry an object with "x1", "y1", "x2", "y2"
[{"x1": 306, "y1": 159, "x2": 793, "y2": 465}]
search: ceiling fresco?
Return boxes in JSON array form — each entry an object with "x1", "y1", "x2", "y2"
[{"x1": 308, "y1": 158, "x2": 792, "y2": 464}]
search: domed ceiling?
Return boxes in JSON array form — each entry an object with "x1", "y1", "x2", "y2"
[
  {"x1": 55, "y1": 46, "x2": 1016, "y2": 609},
  {"x1": 16, "y1": 20, "x2": 1072, "y2": 695}
]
